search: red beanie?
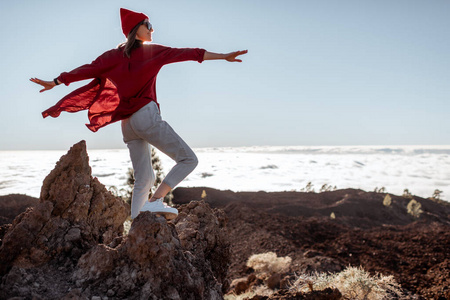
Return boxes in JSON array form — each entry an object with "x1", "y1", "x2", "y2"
[{"x1": 120, "y1": 8, "x2": 149, "y2": 37}]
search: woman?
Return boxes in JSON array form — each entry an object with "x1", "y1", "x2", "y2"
[{"x1": 30, "y1": 8, "x2": 247, "y2": 220}]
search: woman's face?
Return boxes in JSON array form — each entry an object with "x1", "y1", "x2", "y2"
[{"x1": 136, "y1": 20, "x2": 153, "y2": 42}]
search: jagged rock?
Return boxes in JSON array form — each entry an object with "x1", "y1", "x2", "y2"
[
  {"x1": 0, "y1": 141, "x2": 230, "y2": 300},
  {"x1": 0, "y1": 141, "x2": 127, "y2": 299},
  {"x1": 72, "y1": 207, "x2": 228, "y2": 299},
  {"x1": 0, "y1": 141, "x2": 129, "y2": 279},
  {"x1": 174, "y1": 200, "x2": 231, "y2": 292}
]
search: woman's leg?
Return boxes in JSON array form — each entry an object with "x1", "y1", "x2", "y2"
[
  {"x1": 130, "y1": 102, "x2": 198, "y2": 198},
  {"x1": 149, "y1": 182, "x2": 172, "y2": 201},
  {"x1": 126, "y1": 139, "x2": 155, "y2": 219}
]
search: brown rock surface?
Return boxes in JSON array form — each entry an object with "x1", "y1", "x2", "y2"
[
  {"x1": 0, "y1": 141, "x2": 129, "y2": 276},
  {"x1": 72, "y1": 205, "x2": 228, "y2": 299},
  {"x1": 0, "y1": 194, "x2": 38, "y2": 226},
  {"x1": 0, "y1": 141, "x2": 129, "y2": 298},
  {"x1": 0, "y1": 142, "x2": 230, "y2": 300},
  {"x1": 173, "y1": 187, "x2": 450, "y2": 299},
  {"x1": 174, "y1": 200, "x2": 231, "y2": 292}
]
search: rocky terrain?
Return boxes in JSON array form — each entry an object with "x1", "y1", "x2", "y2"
[
  {"x1": 1, "y1": 141, "x2": 449, "y2": 299},
  {"x1": 172, "y1": 187, "x2": 450, "y2": 299},
  {"x1": 0, "y1": 141, "x2": 230, "y2": 300}
]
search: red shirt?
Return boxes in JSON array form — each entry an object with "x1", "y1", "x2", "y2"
[{"x1": 42, "y1": 44, "x2": 206, "y2": 132}]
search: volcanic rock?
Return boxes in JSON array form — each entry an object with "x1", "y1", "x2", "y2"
[
  {"x1": 174, "y1": 200, "x2": 231, "y2": 292},
  {"x1": 72, "y1": 207, "x2": 228, "y2": 299},
  {"x1": 0, "y1": 141, "x2": 230, "y2": 300},
  {"x1": 0, "y1": 141, "x2": 129, "y2": 277},
  {"x1": 173, "y1": 187, "x2": 450, "y2": 299},
  {"x1": 0, "y1": 194, "x2": 38, "y2": 226}
]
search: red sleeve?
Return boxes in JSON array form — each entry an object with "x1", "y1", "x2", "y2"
[
  {"x1": 57, "y1": 49, "x2": 119, "y2": 86},
  {"x1": 149, "y1": 44, "x2": 206, "y2": 65}
]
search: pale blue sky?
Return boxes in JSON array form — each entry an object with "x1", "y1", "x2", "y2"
[{"x1": 0, "y1": 0, "x2": 448, "y2": 150}]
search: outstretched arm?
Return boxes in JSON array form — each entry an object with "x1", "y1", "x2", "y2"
[
  {"x1": 203, "y1": 50, "x2": 248, "y2": 62},
  {"x1": 30, "y1": 78, "x2": 61, "y2": 93}
]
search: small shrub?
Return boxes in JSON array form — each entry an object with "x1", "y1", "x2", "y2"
[
  {"x1": 428, "y1": 190, "x2": 449, "y2": 206},
  {"x1": 402, "y1": 189, "x2": 413, "y2": 199},
  {"x1": 224, "y1": 291, "x2": 256, "y2": 300},
  {"x1": 224, "y1": 286, "x2": 275, "y2": 300},
  {"x1": 108, "y1": 185, "x2": 132, "y2": 205},
  {"x1": 246, "y1": 252, "x2": 292, "y2": 279},
  {"x1": 334, "y1": 266, "x2": 402, "y2": 299},
  {"x1": 431, "y1": 189, "x2": 442, "y2": 201},
  {"x1": 330, "y1": 212, "x2": 336, "y2": 219},
  {"x1": 123, "y1": 219, "x2": 132, "y2": 235},
  {"x1": 290, "y1": 266, "x2": 402, "y2": 299},
  {"x1": 320, "y1": 184, "x2": 337, "y2": 192},
  {"x1": 374, "y1": 187, "x2": 386, "y2": 193},
  {"x1": 300, "y1": 182, "x2": 315, "y2": 193},
  {"x1": 383, "y1": 194, "x2": 392, "y2": 207},
  {"x1": 407, "y1": 199, "x2": 422, "y2": 218},
  {"x1": 291, "y1": 272, "x2": 333, "y2": 292}
]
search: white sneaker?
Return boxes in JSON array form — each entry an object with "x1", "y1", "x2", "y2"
[{"x1": 139, "y1": 198, "x2": 178, "y2": 220}]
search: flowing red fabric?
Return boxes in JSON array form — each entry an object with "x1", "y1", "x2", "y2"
[{"x1": 42, "y1": 78, "x2": 122, "y2": 132}]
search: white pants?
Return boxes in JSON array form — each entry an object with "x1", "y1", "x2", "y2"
[{"x1": 121, "y1": 101, "x2": 198, "y2": 219}]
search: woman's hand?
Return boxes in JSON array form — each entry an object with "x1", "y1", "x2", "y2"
[
  {"x1": 203, "y1": 50, "x2": 248, "y2": 62},
  {"x1": 29, "y1": 78, "x2": 57, "y2": 93},
  {"x1": 224, "y1": 50, "x2": 248, "y2": 62}
]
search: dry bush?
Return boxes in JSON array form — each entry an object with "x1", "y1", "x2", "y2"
[
  {"x1": 403, "y1": 189, "x2": 413, "y2": 199},
  {"x1": 406, "y1": 199, "x2": 422, "y2": 218},
  {"x1": 300, "y1": 182, "x2": 315, "y2": 193},
  {"x1": 246, "y1": 252, "x2": 292, "y2": 279},
  {"x1": 224, "y1": 291, "x2": 256, "y2": 300},
  {"x1": 334, "y1": 266, "x2": 401, "y2": 299},
  {"x1": 292, "y1": 272, "x2": 333, "y2": 292},
  {"x1": 291, "y1": 266, "x2": 402, "y2": 299},
  {"x1": 224, "y1": 285, "x2": 275, "y2": 300},
  {"x1": 123, "y1": 219, "x2": 132, "y2": 235}
]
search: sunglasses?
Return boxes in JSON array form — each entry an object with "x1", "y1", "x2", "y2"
[{"x1": 143, "y1": 21, "x2": 153, "y2": 31}]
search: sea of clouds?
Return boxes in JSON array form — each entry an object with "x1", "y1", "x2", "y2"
[{"x1": 1, "y1": 145, "x2": 449, "y2": 201}]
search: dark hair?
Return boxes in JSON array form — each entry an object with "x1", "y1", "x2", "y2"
[{"x1": 119, "y1": 20, "x2": 145, "y2": 58}]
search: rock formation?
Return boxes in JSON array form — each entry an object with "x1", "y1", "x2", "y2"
[{"x1": 0, "y1": 141, "x2": 230, "y2": 300}]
